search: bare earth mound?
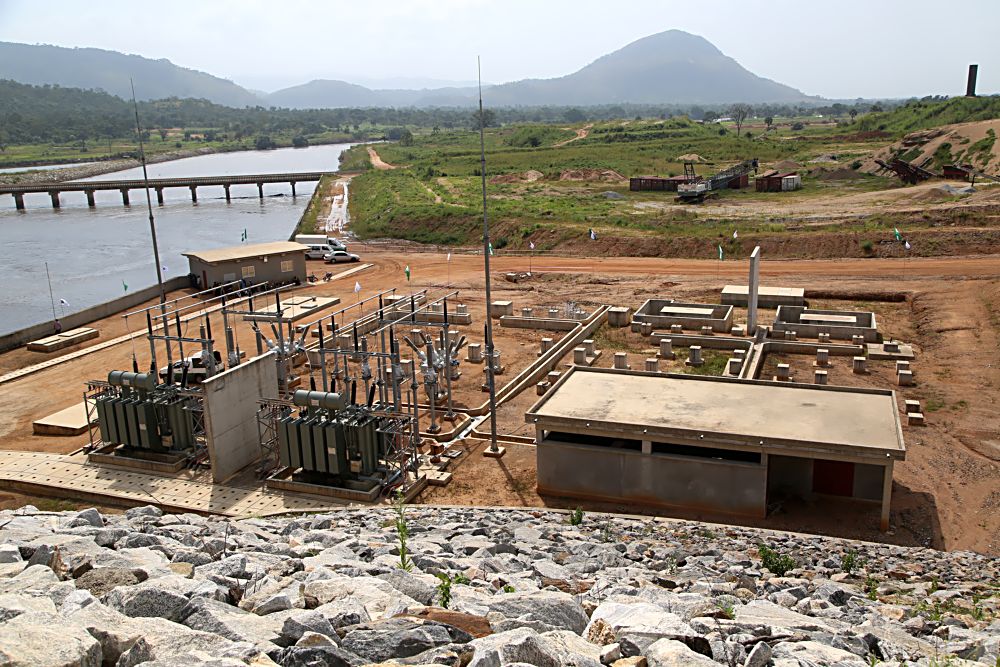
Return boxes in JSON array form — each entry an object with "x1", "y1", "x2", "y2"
[
  {"x1": 489, "y1": 170, "x2": 543, "y2": 184},
  {"x1": 862, "y1": 118, "x2": 1000, "y2": 177},
  {"x1": 558, "y1": 168, "x2": 626, "y2": 182},
  {"x1": 676, "y1": 153, "x2": 706, "y2": 162}
]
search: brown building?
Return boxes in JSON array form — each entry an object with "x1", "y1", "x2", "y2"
[{"x1": 184, "y1": 242, "x2": 308, "y2": 290}]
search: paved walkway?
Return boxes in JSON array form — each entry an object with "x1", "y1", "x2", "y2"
[{"x1": 0, "y1": 450, "x2": 348, "y2": 517}]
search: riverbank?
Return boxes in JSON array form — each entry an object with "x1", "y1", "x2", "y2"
[{"x1": 0, "y1": 147, "x2": 218, "y2": 186}]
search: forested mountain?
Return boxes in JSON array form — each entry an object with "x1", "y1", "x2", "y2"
[{"x1": 0, "y1": 42, "x2": 260, "y2": 107}]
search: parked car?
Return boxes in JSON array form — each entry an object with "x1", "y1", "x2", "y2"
[
  {"x1": 158, "y1": 351, "x2": 223, "y2": 384},
  {"x1": 304, "y1": 244, "x2": 330, "y2": 260},
  {"x1": 324, "y1": 250, "x2": 360, "y2": 263}
]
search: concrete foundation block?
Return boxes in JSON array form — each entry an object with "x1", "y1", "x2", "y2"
[
  {"x1": 776, "y1": 363, "x2": 791, "y2": 381},
  {"x1": 852, "y1": 334, "x2": 866, "y2": 346},
  {"x1": 521, "y1": 307, "x2": 534, "y2": 318},
  {"x1": 548, "y1": 307, "x2": 561, "y2": 318},
  {"x1": 608, "y1": 307, "x2": 631, "y2": 328},
  {"x1": 489, "y1": 301, "x2": 514, "y2": 318},
  {"x1": 536, "y1": 381, "x2": 550, "y2": 396},
  {"x1": 467, "y1": 343, "x2": 483, "y2": 363},
  {"x1": 613, "y1": 352, "x2": 630, "y2": 370},
  {"x1": 645, "y1": 358, "x2": 659, "y2": 372},
  {"x1": 852, "y1": 356, "x2": 868, "y2": 374},
  {"x1": 658, "y1": 338, "x2": 675, "y2": 360},
  {"x1": 546, "y1": 371, "x2": 561, "y2": 384},
  {"x1": 583, "y1": 339, "x2": 595, "y2": 356},
  {"x1": 818, "y1": 332, "x2": 831, "y2": 344},
  {"x1": 731, "y1": 325, "x2": 746, "y2": 337},
  {"x1": 896, "y1": 360, "x2": 911, "y2": 374},
  {"x1": 685, "y1": 346, "x2": 703, "y2": 367},
  {"x1": 907, "y1": 412, "x2": 925, "y2": 426},
  {"x1": 573, "y1": 347, "x2": 587, "y2": 365},
  {"x1": 640, "y1": 322, "x2": 653, "y2": 337},
  {"x1": 815, "y1": 370, "x2": 828, "y2": 385},
  {"x1": 785, "y1": 330, "x2": 797, "y2": 341},
  {"x1": 700, "y1": 325, "x2": 713, "y2": 336},
  {"x1": 670, "y1": 324, "x2": 683, "y2": 334},
  {"x1": 539, "y1": 337, "x2": 554, "y2": 355},
  {"x1": 884, "y1": 341, "x2": 900, "y2": 353},
  {"x1": 897, "y1": 369, "x2": 914, "y2": 386},
  {"x1": 455, "y1": 304, "x2": 468, "y2": 316},
  {"x1": 904, "y1": 399, "x2": 921, "y2": 414},
  {"x1": 733, "y1": 348, "x2": 746, "y2": 359},
  {"x1": 815, "y1": 348, "x2": 831, "y2": 367},
  {"x1": 726, "y1": 358, "x2": 742, "y2": 376}
]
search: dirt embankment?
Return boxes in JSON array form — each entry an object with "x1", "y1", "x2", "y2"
[
  {"x1": 862, "y1": 119, "x2": 1000, "y2": 177},
  {"x1": 0, "y1": 147, "x2": 218, "y2": 186},
  {"x1": 367, "y1": 147, "x2": 396, "y2": 170}
]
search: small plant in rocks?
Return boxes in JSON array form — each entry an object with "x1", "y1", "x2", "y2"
[
  {"x1": 865, "y1": 575, "x2": 880, "y2": 601},
  {"x1": 758, "y1": 544, "x2": 796, "y2": 576},
  {"x1": 502, "y1": 584, "x2": 516, "y2": 593},
  {"x1": 435, "y1": 573, "x2": 453, "y2": 609},
  {"x1": 569, "y1": 507, "x2": 585, "y2": 526},
  {"x1": 841, "y1": 549, "x2": 865, "y2": 574}
]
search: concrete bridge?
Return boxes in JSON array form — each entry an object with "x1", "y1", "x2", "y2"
[{"x1": 1, "y1": 171, "x2": 334, "y2": 210}]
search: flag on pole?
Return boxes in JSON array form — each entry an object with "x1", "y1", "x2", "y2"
[
  {"x1": 488, "y1": 242, "x2": 494, "y2": 256},
  {"x1": 717, "y1": 244, "x2": 724, "y2": 260},
  {"x1": 732, "y1": 230, "x2": 738, "y2": 240},
  {"x1": 404, "y1": 265, "x2": 411, "y2": 281},
  {"x1": 529, "y1": 241, "x2": 535, "y2": 250},
  {"x1": 904, "y1": 240, "x2": 911, "y2": 250},
  {"x1": 59, "y1": 298, "x2": 69, "y2": 308},
  {"x1": 589, "y1": 228, "x2": 597, "y2": 241},
  {"x1": 893, "y1": 227, "x2": 902, "y2": 241},
  {"x1": 122, "y1": 280, "x2": 129, "y2": 292},
  {"x1": 354, "y1": 281, "x2": 361, "y2": 294},
  {"x1": 241, "y1": 228, "x2": 248, "y2": 242}
]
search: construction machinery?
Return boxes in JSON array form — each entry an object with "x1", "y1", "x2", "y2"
[{"x1": 677, "y1": 159, "x2": 758, "y2": 203}]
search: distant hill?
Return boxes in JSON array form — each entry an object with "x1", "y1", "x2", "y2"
[
  {"x1": 485, "y1": 30, "x2": 815, "y2": 106},
  {"x1": 0, "y1": 42, "x2": 260, "y2": 107}
]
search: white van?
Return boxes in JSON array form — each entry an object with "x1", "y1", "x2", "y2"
[
  {"x1": 296, "y1": 234, "x2": 347, "y2": 253},
  {"x1": 304, "y1": 244, "x2": 332, "y2": 259}
]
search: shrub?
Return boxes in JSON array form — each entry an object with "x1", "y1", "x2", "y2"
[
  {"x1": 292, "y1": 135, "x2": 309, "y2": 148},
  {"x1": 569, "y1": 507, "x2": 585, "y2": 526},
  {"x1": 791, "y1": 122, "x2": 805, "y2": 131},
  {"x1": 861, "y1": 240, "x2": 874, "y2": 255},
  {"x1": 435, "y1": 573, "x2": 453, "y2": 609},
  {"x1": 851, "y1": 160, "x2": 862, "y2": 170},
  {"x1": 841, "y1": 549, "x2": 864, "y2": 574},
  {"x1": 758, "y1": 544, "x2": 795, "y2": 576}
]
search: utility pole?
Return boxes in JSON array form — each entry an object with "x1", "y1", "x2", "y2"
[{"x1": 477, "y1": 58, "x2": 504, "y2": 459}]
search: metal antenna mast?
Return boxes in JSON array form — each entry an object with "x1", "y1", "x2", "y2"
[
  {"x1": 130, "y1": 79, "x2": 167, "y2": 307},
  {"x1": 477, "y1": 58, "x2": 502, "y2": 457}
]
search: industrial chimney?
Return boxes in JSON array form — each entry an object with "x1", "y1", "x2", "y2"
[{"x1": 966, "y1": 64, "x2": 979, "y2": 97}]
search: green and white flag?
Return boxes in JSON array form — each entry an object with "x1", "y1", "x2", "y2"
[
  {"x1": 893, "y1": 227, "x2": 902, "y2": 241},
  {"x1": 717, "y1": 244, "x2": 724, "y2": 260},
  {"x1": 122, "y1": 280, "x2": 128, "y2": 293},
  {"x1": 488, "y1": 242, "x2": 494, "y2": 256},
  {"x1": 404, "y1": 265, "x2": 411, "y2": 281}
]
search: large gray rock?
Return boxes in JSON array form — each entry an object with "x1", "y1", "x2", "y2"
[
  {"x1": 114, "y1": 619, "x2": 261, "y2": 667},
  {"x1": 281, "y1": 609, "x2": 339, "y2": 644},
  {"x1": 304, "y1": 574, "x2": 419, "y2": 620},
  {"x1": 467, "y1": 627, "x2": 561, "y2": 667},
  {"x1": 538, "y1": 629, "x2": 603, "y2": 667},
  {"x1": 339, "y1": 617, "x2": 464, "y2": 662},
  {"x1": 103, "y1": 580, "x2": 190, "y2": 620},
  {"x1": 68, "y1": 508, "x2": 105, "y2": 528},
  {"x1": 0, "y1": 543, "x2": 23, "y2": 563},
  {"x1": 645, "y1": 638, "x2": 718, "y2": 667},
  {"x1": 0, "y1": 591, "x2": 57, "y2": 621},
  {"x1": 75, "y1": 567, "x2": 142, "y2": 596},
  {"x1": 0, "y1": 611, "x2": 103, "y2": 667},
  {"x1": 178, "y1": 596, "x2": 284, "y2": 646},
  {"x1": 275, "y1": 645, "x2": 365, "y2": 666},
  {"x1": 772, "y1": 640, "x2": 868, "y2": 666},
  {"x1": 484, "y1": 590, "x2": 589, "y2": 633},
  {"x1": 733, "y1": 598, "x2": 839, "y2": 633},
  {"x1": 585, "y1": 601, "x2": 702, "y2": 655},
  {"x1": 64, "y1": 600, "x2": 144, "y2": 664}
]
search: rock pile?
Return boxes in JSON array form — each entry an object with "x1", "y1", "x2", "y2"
[{"x1": 0, "y1": 504, "x2": 997, "y2": 666}]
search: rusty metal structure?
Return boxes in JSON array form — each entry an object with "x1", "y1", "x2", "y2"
[{"x1": 874, "y1": 158, "x2": 937, "y2": 185}]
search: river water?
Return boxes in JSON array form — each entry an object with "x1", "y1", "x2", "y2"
[{"x1": 0, "y1": 143, "x2": 353, "y2": 335}]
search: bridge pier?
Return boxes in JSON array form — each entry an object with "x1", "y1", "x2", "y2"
[
  {"x1": 13, "y1": 193, "x2": 25, "y2": 211},
  {"x1": 291, "y1": 181, "x2": 297, "y2": 197},
  {"x1": 189, "y1": 185, "x2": 198, "y2": 203},
  {"x1": 120, "y1": 189, "x2": 130, "y2": 206},
  {"x1": 49, "y1": 191, "x2": 61, "y2": 209},
  {"x1": 85, "y1": 190, "x2": 96, "y2": 208},
  {"x1": 156, "y1": 188, "x2": 164, "y2": 205},
  {"x1": 224, "y1": 185, "x2": 231, "y2": 202},
  {"x1": 257, "y1": 183, "x2": 264, "y2": 199}
]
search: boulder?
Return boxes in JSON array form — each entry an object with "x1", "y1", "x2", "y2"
[
  {"x1": 0, "y1": 610, "x2": 103, "y2": 667},
  {"x1": 467, "y1": 627, "x2": 561, "y2": 667},
  {"x1": 103, "y1": 580, "x2": 190, "y2": 620},
  {"x1": 281, "y1": 609, "x2": 339, "y2": 644},
  {"x1": 274, "y1": 645, "x2": 365, "y2": 666},
  {"x1": 75, "y1": 567, "x2": 141, "y2": 596},
  {"x1": 68, "y1": 508, "x2": 105, "y2": 528},
  {"x1": 483, "y1": 590, "x2": 588, "y2": 633},
  {"x1": 340, "y1": 617, "x2": 464, "y2": 663},
  {"x1": 645, "y1": 639, "x2": 718, "y2": 667}
]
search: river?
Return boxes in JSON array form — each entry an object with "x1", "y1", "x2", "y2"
[{"x1": 0, "y1": 143, "x2": 353, "y2": 335}]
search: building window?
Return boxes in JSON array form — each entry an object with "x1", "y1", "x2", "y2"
[
  {"x1": 280, "y1": 260, "x2": 294, "y2": 273},
  {"x1": 241, "y1": 265, "x2": 256, "y2": 279}
]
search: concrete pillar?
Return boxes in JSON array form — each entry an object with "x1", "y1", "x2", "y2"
[
  {"x1": 224, "y1": 185, "x2": 231, "y2": 202},
  {"x1": 686, "y1": 346, "x2": 703, "y2": 367},
  {"x1": 785, "y1": 330, "x2": 797, "y2": 341},
  {"x1": 455, "y1": 304, "x2": 468, "y2": 316},
  {"x1": 156, "y1": 188, "x2": 165, "y2": 205},
  {"x1": 884, "y1": 341, "x2": 900, "y2": 353},
  {"x1": 401, "y1": 359, "x2": 415, "y2": 380},
  {"x1": 291, "y1": 181, "x2": 297, "y2": 197},
  {"x1": 536, "y1": 381, "x2": 549, "y2": 396},
  {"x1": 120, "y1": 189, "x2": 130, "y2": 206},
  {"x1": 818, "y1": 332, "x2": 831, "y2": 344},
  {"x1": 85, "y1": 190, "x2": 96, "y2": 208},
  {"x1": 727, "y1": 358, "x2": 742, "y2": 376},
  {"x1": 189, "y1": 185, "x2": 198, "y2": 203},
  {"x1": 337, "y1": 333, "x2": 352, "y2": 351},
  {"x1": 852, "y1": 334, "x2": 865, "y2": 346},
  {"x1": 521, "y1": 307, "x2": 533, "y2": 318},
  {"x1": 573, "y1": 347, "x2": 587, "y2": 365},
  {"x1": 489, "y1": 301, "x2": 513, "y2": 318},
  {"x1": 546, "y1": 371, "x2": 561, "y2": 384},
  {"x1": 670, "y1": 324, "x2": 683, "y2": 334},
  {"x1": 731, "y1": 325, "x2": 746, "y2": 337},
  {"x1": 816, "y1": 348, "x2": 830, "y2": 367},
  {"x1": 907, "y1": 412, "x2": 925, "y2": 426},
  {"x1": 467, "y1": 343, "x2": 482, "y2": 363},
  {"x1": 548, "y1": 307, "x2": 560, "y2": 318},
  {"x1": 880, "y1": 459, "x2": 894, "y2": 532},
  {"x1": 257, "y1": 183, "x2": 264, "y2": 199},
  {"x1": 583, "y1": 339, "x2": 595, "y2": 356},
  {"x1": 904, "y1": 399, "x2": 921, "y2": 414},
  {"x1": 13, "y1": 193, "x2": 25, "y2": 210},
  {"x1": 895, "y1": 360, "x2": 910, "y2": 374},
  {"x1": 640, "y1": 322, "x2": 653, "y2": 336},
  {"x1": 814, "y1": 369, "x2": 828, "y2": 385},
  {"x1": 613, "y1": 352, "x2": 629, "y2": 370},
  {"x1": 539, "y1": 337, "x2": 553, "y2": 354},
  {"x1": 607, "y1": 307, "x2": 630, "y2": 328},
  {"x1": 776, "y1": 363, "x2": 790, "y2": 381},
  {"x1": 700, "y1": 325, "x2": 713, "y2": 336},
  {"x1": 897, "y1": 370, "x2": 914, "y2": 386},
  {"x1": 49, "y1": 191, "x2": 61, "y2": 209},
  {"x1": 659, "y1": 338, "x2": 675, "y2": 360},
  {"x1": 853, "y1": 356, "x2": 868, "y2": 374},
  {"x1": 645, "y1": 358, "x2": 659, "y2": 373},
  {"x1": 734, "y1": 348, "x2": 746, "y2": 360},
  {"x1": 748, "y1": 246, "x2": 761, "y2": 335}
]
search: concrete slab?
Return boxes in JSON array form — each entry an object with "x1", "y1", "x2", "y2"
[
  {"x1": 27, "y1": 328, "x2": 99, "y2": 353},
  {"x1": 721, "y1": 285, "x2": 805, "y2": 308},
  {"x1": 243, "y1": 296, "x2": 341, "y2": 323},
  {"x1": 32, "y1": 401, "x2": 95, "y2": 436},
  {"x1": 867, "y1": 342, "x2": 916, "y2": 361},
  {"x1": 528, "y1": 367, "x2": 905, "y2": 459}
]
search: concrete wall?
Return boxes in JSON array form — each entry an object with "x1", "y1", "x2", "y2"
[
  {"x1": 0, "y1": 276, "x2": 189, "y2": 353},
  {"x1": 190, "y1": 253, "x2": 306, "y2": 290},
  {"x1": 772, "y1": 306, "x2": 880, "y2": 342},
  {"x1": 537, "y1": 438, "x2": 767, "y2": 517},
  {"x1": 202, "y1": 352, "x2": 278, "y2": 482},
  {"x1": 768, "y1": 454, "x2": 885, "y2": 502},
  {"x1": 632, "y1": 299, "x2": 733, "y2": 333}
]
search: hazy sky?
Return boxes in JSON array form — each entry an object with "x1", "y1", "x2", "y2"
[{"x1": 0, "y1": 0, "x2": 996, "y2": 98}]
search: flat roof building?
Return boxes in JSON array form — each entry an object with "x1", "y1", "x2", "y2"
[
  {"x1": 184, "y1": 242, "x2": 308, "y2": 291},
  {"x1": 526, "y1": 367, "x2": 905, "y2": 530}
]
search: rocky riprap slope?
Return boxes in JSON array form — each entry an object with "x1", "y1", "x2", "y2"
[{"x1": 0, "y1": 505, "x2": 998, "y2": 667}]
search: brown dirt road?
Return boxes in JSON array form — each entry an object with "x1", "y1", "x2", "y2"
[
  {"x1": 553, "y1": 123, "x2": 593, "y2": 148},
  {"x1": 367, "y1": 147, "x2": 396, "y2": 170}
]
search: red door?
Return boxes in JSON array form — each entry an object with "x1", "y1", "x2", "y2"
[{"x1": 812, "y1": 460, "x2": 855, "y2": 497}]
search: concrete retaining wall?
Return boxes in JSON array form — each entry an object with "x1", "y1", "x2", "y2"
[
  {"x1": 537, "y1": 439, "x2": 767, "y2": 518},
  {"x1": 0, "y1": 276, "x2": 190, "y2": 353},
  {"x1": 203, "y1": 352, "x2": 278, "y2": 482},
  {"x1": 633, "y1": 299, "x2": 733, "y2": 333},
  {"x1": 772, "y1": 306, "x2": 880, "y2": 342},
  {"x1": 499, "y1": 316, "x2": 578, "y2": 331}
]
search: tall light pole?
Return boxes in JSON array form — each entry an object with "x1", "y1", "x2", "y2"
[{"x1": 477, "y1": 58, "x2": 504, "y2": 459}]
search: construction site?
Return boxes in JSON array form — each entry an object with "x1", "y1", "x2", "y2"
[{"x1": 1, "y1": 239, "x2": 999, "y2": 556}]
